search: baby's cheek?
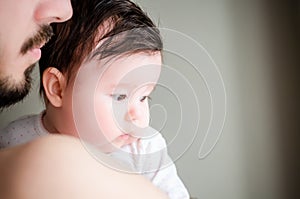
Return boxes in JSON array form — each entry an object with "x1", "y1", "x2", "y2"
[
  {"x1": 95, "y1": 105, "x2": 118, "y2": 139},
  {"x1": 140, "y1": 105, "x2": 150, "y2": 128}
]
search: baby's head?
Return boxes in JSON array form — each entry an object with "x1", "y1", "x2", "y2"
[{"x1": 39, "y1": 0, "x2": 162, "y2": 152}]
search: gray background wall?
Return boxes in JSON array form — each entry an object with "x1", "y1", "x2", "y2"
[{"x1": 0, "y1": 1, "x2": 299, "y2": 199}]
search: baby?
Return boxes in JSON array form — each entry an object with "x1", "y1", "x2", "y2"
[{"x1": 0, "y1": 0, "x2": 189, "y2": 198}]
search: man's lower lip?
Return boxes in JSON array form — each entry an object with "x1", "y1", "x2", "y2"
[{"x1": 29, "y1": 48, "x2": 41, "y2": 61}]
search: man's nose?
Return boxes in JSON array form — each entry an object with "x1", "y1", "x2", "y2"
[{"x1": 34, "y1": 0, "x2": 73, "y2": 24}]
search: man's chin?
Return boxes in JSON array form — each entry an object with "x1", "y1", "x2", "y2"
[
  {"x1": 0, "y1": 64, "x2": 34, "y2": 109},
  {"x1": 0, "y1": 86, "x2": 30, "y2": 109}
]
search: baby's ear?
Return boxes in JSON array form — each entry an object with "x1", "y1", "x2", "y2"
[{"x1": 42, "y1": 67, "x2": 67, "y2": 107}]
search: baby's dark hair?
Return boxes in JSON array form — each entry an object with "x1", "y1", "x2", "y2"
[{"x1": 39, "y1": 0, "x2": 162, "y2": 95}]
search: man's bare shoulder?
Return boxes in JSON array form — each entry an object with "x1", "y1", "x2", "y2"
[{"x1": 0, "y1": 135, "x2": 168, "y2": 199}]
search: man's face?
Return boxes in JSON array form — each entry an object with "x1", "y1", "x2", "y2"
[
  {"x1": 67, "y1": 52, "x2": 162, "y2": 153},
  {"x1": 0, "y1": 0, "x2": 72, "y2": 108}
]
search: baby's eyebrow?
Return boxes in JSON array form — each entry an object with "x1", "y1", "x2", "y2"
[
  {"x1": 110, "y1": 83, "x2": 131, "y2": 89},
  {"x1": 137, "y1": 84, "x2": 156, "y2": 93},
  {"x1": 110, "y1": 84, "x2": 156, "y2": 92}
]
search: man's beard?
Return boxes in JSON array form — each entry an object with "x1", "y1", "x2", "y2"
[
  {"x1": 0, "y1": 25, "x2": 53, "y2": 109},
  {"x1": 0, "y1": 64, "x2": 34, "y2": 109}
]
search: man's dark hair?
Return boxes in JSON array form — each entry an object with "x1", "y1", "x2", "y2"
[{"x1": 39, "y1": 0, "x2": 162, "y2": 94}]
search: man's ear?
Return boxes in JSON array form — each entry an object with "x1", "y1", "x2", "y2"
[{"x1": 42, "y1": 67, "x2": 67, "y2": 107}]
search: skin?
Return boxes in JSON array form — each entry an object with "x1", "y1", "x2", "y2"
[
  {"x1": 43, "y1": 52, "x2": 162, "y2": 153},
  {"x1": 0, "y1": 135, "x2": 168, "y2": 199}
]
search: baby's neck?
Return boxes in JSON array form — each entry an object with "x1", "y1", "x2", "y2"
[{"x1": 42, "y1": 111, "x2": 60, "y2": 135}]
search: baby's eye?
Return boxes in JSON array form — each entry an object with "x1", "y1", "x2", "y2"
[
  {"x1": 140, "y1": 96, "x2": 152, "y2": 102},
  {"x1": 111, "y1": 94, "x2": 127, "y2": 101}
]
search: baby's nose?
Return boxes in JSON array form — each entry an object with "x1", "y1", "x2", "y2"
[{"x1": 125, "y1": 105, "x2": 148, "y2": 128}]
